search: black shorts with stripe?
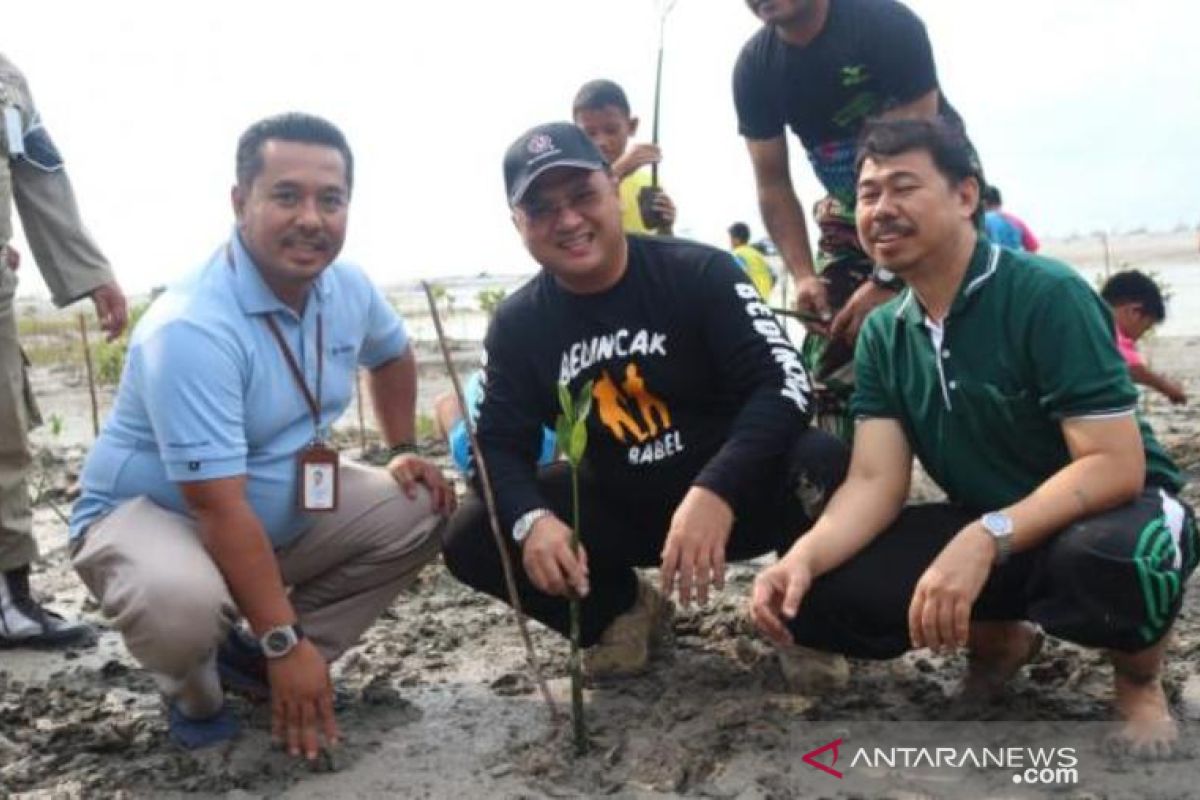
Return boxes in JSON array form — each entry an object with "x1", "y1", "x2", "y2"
[{"x1": 789, "y1": 486, "x2": 1198, "y2": 656}]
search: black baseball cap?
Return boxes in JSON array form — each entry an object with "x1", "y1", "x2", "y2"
[{"x1": 503, "y1": 121, "x2": 608, "y2": 207}]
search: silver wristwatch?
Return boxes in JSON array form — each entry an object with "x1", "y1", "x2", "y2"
[
  {"x1": 260, "y1": 623, "x2": 305, "y2": 659},
  {"x1": 979, "y1": 511, "x2": 1014, "y2": 566},
  {"x1": 512, "y1": 508, "x2": 551, "y2": 545}
]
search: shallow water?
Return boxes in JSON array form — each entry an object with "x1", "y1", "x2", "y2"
[{"x1": 394, "y1": 257, "x2": 1200, "y2": 341}]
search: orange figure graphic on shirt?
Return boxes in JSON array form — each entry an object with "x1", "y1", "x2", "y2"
[
  {"x1": 622, "y1": 363, "x2": 671, "y2": 437},
  {"x1": 593, "y1": 371, "x2": 648, "y2": 443}
]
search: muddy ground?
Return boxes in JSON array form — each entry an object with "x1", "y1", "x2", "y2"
[{"x1": 2, "y1": 336, "x2": 1199, "y2": 799}]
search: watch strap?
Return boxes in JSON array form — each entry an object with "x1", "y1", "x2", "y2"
[
  {"x1": 512, "y1": 508, "x2": 551, "y2": 544},
  {"x1": 980, "y1": 512, "x2": 1014, "y2": 566},
  {"x1": 260, "y1": 623, "x2": 305, "y2": 659}
]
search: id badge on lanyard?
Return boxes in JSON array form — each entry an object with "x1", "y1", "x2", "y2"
[
  {"x1": 264, "y1": 312, "x2": 340, "y2": 513},
  {"x1": 298, "y1": 441, "x2": 339, "y2": 512}
]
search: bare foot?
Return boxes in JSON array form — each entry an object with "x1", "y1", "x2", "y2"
[
  {"x1": 1106, "y1": 671, "x2": 1179, "y2": 761},
  {"x1": 1105, "y1": 638, "x2": 1181, "y2": 761},
  {"x1": 959, "y1": 621, "x2": 1044, "y2": 703}
]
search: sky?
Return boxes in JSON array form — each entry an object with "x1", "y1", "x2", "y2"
[{"x1": 7, "y1": 0, "x2": 1200, "y2": 298}]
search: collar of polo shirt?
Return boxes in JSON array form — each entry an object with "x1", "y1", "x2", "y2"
[{"x1": 893, "y1": 240, "x2": 1002, "y2": 327}]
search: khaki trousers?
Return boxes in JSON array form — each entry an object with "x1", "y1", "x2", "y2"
[
  {"x1": 0, "y1": 264, "x2": 41, "y2": 572},
  {"x1": 72, "y1": 462, "x2": 443, "y2": 679}
]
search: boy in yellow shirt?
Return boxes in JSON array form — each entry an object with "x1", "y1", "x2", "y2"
[
  {"x1": 728, "y1": 222, "x2": 775, "y2": 300},
  {"x1": 572, "y1": 79, "x2": 677, "y2": 235}
]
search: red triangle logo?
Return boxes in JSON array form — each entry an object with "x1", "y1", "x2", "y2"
[{"x1": 802, "y1": 738, "x2": 844, "y2": 779}]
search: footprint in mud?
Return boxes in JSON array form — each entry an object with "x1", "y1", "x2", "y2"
[{"x1": 489, "y1": 671, "x2": 535, "y2": 697}]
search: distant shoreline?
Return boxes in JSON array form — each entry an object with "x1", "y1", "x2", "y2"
[
  {"x1": 1040, "y1": 229, "x2": 1199, "y2": 270},
  {"x1": 12, "y1": 229, "x2": 1198, "y2": 309}
]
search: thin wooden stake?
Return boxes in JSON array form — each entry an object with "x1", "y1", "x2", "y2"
[
  {"x1": 355, "y1": 368, "x2": 368, "y2": 452},
  {"x1": 78, "y1": 314, "x2": 99, "y2": 438},
  {"x1": 420, "y1": 281, "x2": 559, "y2": 719}
]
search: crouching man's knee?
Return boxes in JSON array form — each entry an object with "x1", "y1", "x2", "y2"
[
  {"x1": 101, "y1": 572, "x2": 234, "y2": 678},
  {"x1": 1030, "y1": 494, "x2": 1194, "y2": 652},
  {"x1": 789, "y1": 428, "x2": 851, "y2": 520},
  {"x1": 440, "y1": 494, "x2": 496, "y2": 588}
]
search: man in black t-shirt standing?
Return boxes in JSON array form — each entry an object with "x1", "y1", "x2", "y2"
[
  {"x1": 734, "y1": 0, "x2": 973, "y2": 438},
  {"x1": 442, "y1": 122, "x2": 848, "y2": 681}
]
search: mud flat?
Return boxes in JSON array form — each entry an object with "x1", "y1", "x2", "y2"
[{"x1": 3, "y1": 336, "x2": 1198, "y2": 799}]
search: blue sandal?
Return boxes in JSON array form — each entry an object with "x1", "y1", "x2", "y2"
[{"x1": 168, "y1": 703, "x2": 240, "y2": 749}]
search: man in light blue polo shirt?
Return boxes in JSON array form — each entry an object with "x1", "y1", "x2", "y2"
[{"x1": 69, "y1": 113, "x2": 454, "y2": 755}]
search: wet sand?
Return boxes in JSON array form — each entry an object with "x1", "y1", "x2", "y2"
[{"x1": 3, "y1": 332, "x2": 1199, "y2": 799}]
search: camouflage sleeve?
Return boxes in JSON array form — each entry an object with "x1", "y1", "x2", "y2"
[
  {"x1": 12, "y1": 162, "x2": 115, "y2": 306},
  {"x1": 1, "y1": 52, "x2": 114, "y2": 307}
]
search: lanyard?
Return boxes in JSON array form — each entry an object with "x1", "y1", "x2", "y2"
[
  {"x1": 265, "y1": 313, "x2": 324, "y2": 441},
  {"x1": 224, "y1": 240, "x2": 324, "y2": 439}
]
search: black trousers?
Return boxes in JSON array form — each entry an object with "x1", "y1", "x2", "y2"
[
  {"x1": 442, "y1": 429, "x2": 850, "y2": 647},
  {"x1": 789, "y1": 487, "x2": 1199, "y2": 657}
]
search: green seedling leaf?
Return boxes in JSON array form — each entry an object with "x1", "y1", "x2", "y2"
[
  {"x1": 568, "y1": 419, "x2": 588, "y2": 464},
  {"x1": 557, "y1": 383, "x2": 573, "y2": 420},
  {"x1": 555, "y1": 414, "x2": 573, "y2": 459},
  {"x1": 575, "y1": 381, "x2": 594, "y2": 424}
]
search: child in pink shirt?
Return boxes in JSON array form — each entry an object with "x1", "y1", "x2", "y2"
[{"x1": 1101, "y1": 270, "x2": 1187, "y2": 404}]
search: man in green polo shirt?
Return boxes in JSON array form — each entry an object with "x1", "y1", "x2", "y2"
[{"x1": 749, "y1": 118, "x2": 1196, "y2": 759}]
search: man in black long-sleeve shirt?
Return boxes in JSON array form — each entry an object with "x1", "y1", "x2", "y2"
[{"x1": 442, "y1": 122, "x2": 848, "y2": 677}]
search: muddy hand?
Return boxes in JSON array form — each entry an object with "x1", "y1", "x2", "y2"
[
  {"x1": 908, "y1": 525, "x2": 993, "y2": 652},
  {"x1": 268, "y1": 639, "x2": 339, "y2": 761},
  {"x1": 749, "y1": 555, "x2": 813, "y2": 646},
  {"x1": 829, "y1": 279, "x2": 895, "y2": 344},
  {"x1": 793, "y1": 275, "x2": 832, "y2": 334},
  {"x1": 652, "y1": 191, "x2": 676, "y2": 230},
  {"x1": 522, "y1": 514, "x2": 589, "y2": 598},
  {"x1": 661, "y1": 487, "x2": 733, "y2": 606},
  {"x1": 614, "y1": 143, "x2": 662, "y2": 177},
  {"x1": 91, "y1": 281, "x2": 129, "y2": 341},
  {"x1": 388, "y1": 454, "x2": 456, "y2": 514}
]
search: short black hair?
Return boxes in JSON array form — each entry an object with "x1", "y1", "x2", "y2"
[
  {"x1": 572, "y1": 79, "x2": 632, "y2": 118},
  {"x1": 1100, "y1": 270, "x2": 1167, "y2": 322},
  {"x1": 235, "y1": 112, "x2": 354, "y2": 192},
  {"x1": 855, "y1": 118, "x2": 983, "y2": 225},
  {"x1": 728, "y1": 222, "x2": 751, "y2": 243},
  {"x1": 981, "y1": 184, "x2": 1002, "y2": 207}
]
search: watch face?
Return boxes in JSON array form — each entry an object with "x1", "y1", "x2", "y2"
[
  {"x1": 265, "y1": 630, "x2": 291, "y2": 654},
  {"x1": 982, "y1": 512, "x2": 1013, "y2": 536}
]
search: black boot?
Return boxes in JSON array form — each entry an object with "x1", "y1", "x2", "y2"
[{"x1": 0, "y1": 564, "x2": 95, "y2": 648}]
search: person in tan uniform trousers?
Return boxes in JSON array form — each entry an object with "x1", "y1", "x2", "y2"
[{"x1": 0, "y1": 52, "x2": 127, "y2": 648}]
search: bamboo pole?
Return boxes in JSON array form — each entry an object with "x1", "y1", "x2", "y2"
[
  {"x1": 355, "y1": 368, "x2": 368, "y2": 452},
  {"x1": 420, "y1": 281, "x2": 559, "y2": 719},
  {"x1": 1101, "y1": 230, "x2": 1112, "y2": 280},
  {"x1": 769, "y1": 306, "x2": 830, "y2": 326},
  {"x1": 78, "y1": 314, "x2": 99, "y2": 438},
  {"x1": 648, "y1": 0, "x2": 679, "y2": 188}
]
